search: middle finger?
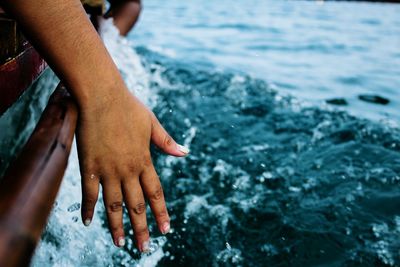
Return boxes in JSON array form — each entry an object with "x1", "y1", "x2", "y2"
[
  {"x1": 122, "y1": 177, "x2": 150, "y2": 252},
  {"x1": 102, "y1": 177, "x2": 125, "y2": 247}
]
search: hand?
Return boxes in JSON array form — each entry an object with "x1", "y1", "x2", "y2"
[{"x1": 76, "y1": 87, "x2": 188, "y2": 252}]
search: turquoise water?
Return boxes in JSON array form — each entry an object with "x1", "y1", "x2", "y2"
[
  {"x1": 21, "y1": 0, "x2": 400, "y2": 266},
  {"x1": 132, "y1": 0, "x2": 400, "y2": 122}
]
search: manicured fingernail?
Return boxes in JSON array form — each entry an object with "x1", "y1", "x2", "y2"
[
  {"x1": 118, "y1": 237, "x2": 126, "y2": 247},
  {"x1": 161, "y1": 222, "x2": 170, "y2": 234},
  {"x1": 141, "y1": 241, "x2": 150, "y2": 253},
  {"x1": 177, "y1": 144, "x2": 190, "y2": 155},
  {"x1": 84, "y1": 219, "x2": 91, "y2": 226}
]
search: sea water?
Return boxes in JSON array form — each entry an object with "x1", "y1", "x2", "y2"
[{"x1": 2, "y1": 0, "x2": 399, "y2": 266}]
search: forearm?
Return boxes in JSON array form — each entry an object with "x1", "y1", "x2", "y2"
[
  {"x1": 1, "y1": 0, "x2": 126, "y2": 109},
  {"x1": 105, "y1": 0, "x2": 141, "y2": 36}
]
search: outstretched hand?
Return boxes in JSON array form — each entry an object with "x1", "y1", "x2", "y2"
[
  {"x1": 76, "y1": 88, "x2": 188, "y2": 252},
  {"x1": 0, "y1": 0, "x2": 188, "y2": 254}
]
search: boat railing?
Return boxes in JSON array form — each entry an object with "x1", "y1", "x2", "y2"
[{"x1": 0, "y1": 10, "x2": 78, "y2": 267}]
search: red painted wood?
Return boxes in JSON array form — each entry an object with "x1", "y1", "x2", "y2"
[
  {"x1": 0, "y1": 45, "x2": 47, "y2": 116},
  {"x1": 0, "y1": 85, "x2": 78, "y2": 267}
]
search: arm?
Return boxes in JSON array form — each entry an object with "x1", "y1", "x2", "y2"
[
  {"x1": 0, "y1": 0, "x2": 188, "y2": 252},
  {"x1": 105, "y1": 0, "x2": 141, "y2": 36}
]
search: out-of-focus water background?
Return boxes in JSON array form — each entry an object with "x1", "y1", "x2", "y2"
[
  {"x1": 0, "y1": 0, "x2": 399, "y2": 266},
  {"x1": 133, "y1": 0, "x2": 400, "y2": 122}
]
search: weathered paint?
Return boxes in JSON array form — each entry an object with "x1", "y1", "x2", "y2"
[
  {"x1": 0, "y1": 85, "x2": 78, "y2": 267},
  {"x1": 0, "y1": 45, "x2": 47, "y2": 116}
]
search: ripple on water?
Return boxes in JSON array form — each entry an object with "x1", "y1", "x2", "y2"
[{"x1": 26, "y1": 20, "x2": 400, "y2": 266}]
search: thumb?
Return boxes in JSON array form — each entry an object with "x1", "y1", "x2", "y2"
[{"x1": 150, "y1": 113, "x2": 189, "y2": 157}]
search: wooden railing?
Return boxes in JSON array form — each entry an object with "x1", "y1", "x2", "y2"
[
  {"x1": 0, "y1": 11, "x2": 78, "y2": 267},
  {"x1": 0, "y1": 84, "x2": 78, "y2": 267}
]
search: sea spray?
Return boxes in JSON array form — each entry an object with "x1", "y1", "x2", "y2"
[
  {"x1": 27, "y1": 8, "x2": 400, "y2": 267},
  {"x1": 32, "y1": 19, "x2": 167, "y2": 267}
]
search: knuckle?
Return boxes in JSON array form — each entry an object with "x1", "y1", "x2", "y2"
[
  {"x1": 150, "y1": 186, "x2": 164, "y2": 202},
  {"x1": 143, "y1": 153, "x2": 152, "y2": 168},
  {"x1": 163, "y1": 134, "x2": 173, "y2": 148},
  {"x1": 109, "y1": 162, "x2": 119, "y2": 176},
  {"x1": 156, "y1": 209, "x2": 169, "y2": 219},
  {"x1": 110, "y1": 224, "x2": 123, "y2": 233},
  {"x1": 93, "y1": 156, "x2": 102, "y2": 166},
  {"x1": 127, "y1": 161, "x2": 137, "y2": 174},
  {"x1": 135, "y1": 226, "x2": 149, "y2": 237},
  {"x1": 108, "y1": 201, "x2": 123, "y2": 213},
  {"x1": 83, "y1": 197, "x2": 97, "y2": 209},
  {"x1": 131, "y1": 202, "x2": 146, "y2": 215}
]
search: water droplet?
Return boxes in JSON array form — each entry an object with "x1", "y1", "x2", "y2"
[
  {"x1": 261, "y1": 171, "x2": 273, "y2": 179},
  {"x1": 67, "y1": 203, "x2": 81, "y2": 212},
  {"x1": 313, "y1": 159, "x2": 322, "y2": 169},
  {"x1": 289, "y1": 186, "x2": 301, "y2": 193},
  {"x1": 345, "y1": 227, "x2": 352, "y2": 235}
]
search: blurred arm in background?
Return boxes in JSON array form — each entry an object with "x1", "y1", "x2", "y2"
[
  {"x1": 85, "y1": 0, "x2": 141, "y2": 36},
  {"x1": 105, "y1": 0, "x2": 141, "y2": 36}
]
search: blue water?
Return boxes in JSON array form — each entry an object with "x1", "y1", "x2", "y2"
[
  {"x1": 1, "y1": 0, "x2": 399, "y2": 266},
  {"x1": 132, "y1": 0, "x2": 400, "y2": 123}
]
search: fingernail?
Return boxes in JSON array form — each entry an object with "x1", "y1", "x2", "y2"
[
  {"x1": 118, "y1": 237, "x2": 126, "y2": 247},
  {"x1": 161, "y1": 222, "x2": 170, "y2": 234},
  {"x1": 84, "y1": 219, "x2": 91, "y2": 226},
  {"x1": 141, "y1": 241, "x2": 150, "y2": 253},
  {"x1": 177, "y1": 144, "x2": 190, "y2": 155}
]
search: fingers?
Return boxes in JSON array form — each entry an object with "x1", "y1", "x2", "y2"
[
  {"x1": 81, "y1": 172, "x2": 100, "y2": 227},
  {"x1": 150, "y1": 113, "x2": 189, "y2": 157},
  {"x1": 140, "y1": 165, "x2": 171, "y2": 235},
  {"x1": 122, "y1": 178, "x2": 150, "y2": 252},
  {"x1": 102, "y1": 178, "x2": 125, "y2": 247}
]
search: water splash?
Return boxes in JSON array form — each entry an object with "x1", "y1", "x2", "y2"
[
  {"x1": 23, "y1": 13, "x2": 400, "y2": 267},
  {"x1": 32, "y1": 20, "x2": 166, "y2": 267}
]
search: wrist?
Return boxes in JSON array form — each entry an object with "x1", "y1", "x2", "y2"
[{"x1": 69, "y1": 72, "x2": 128, "y2": 114}]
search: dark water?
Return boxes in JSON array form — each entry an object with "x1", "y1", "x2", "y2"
[
  {"x1": 2, "y1": 1, "x2": 393, "y2": 266},
  {"x1": 120, "y1": 48, "x2": 400, "y2": 266},
  {"x1": 16, "y1": 47, "x2": 399, "y2": 267}
]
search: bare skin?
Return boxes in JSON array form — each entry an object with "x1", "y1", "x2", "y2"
[
  {"x1": 1, "y1": 0, "x2": 188, "y2": 252},
  {"x1": 105, "y1": 0, "x2": 142, "y2": 36}
]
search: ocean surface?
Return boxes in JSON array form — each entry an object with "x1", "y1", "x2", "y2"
[{"x1": 0, "y1": 0, "x2": 399, "y2": 266}]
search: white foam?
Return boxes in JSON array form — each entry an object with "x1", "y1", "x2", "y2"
[
  {"x1": 32, "y1": 20, "x2": 165, "y2": 267},
  {"x1": 98, "y1": 17, "x2": 155, "y2": 108}
]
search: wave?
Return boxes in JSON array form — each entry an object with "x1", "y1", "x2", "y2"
[{"x1": 30, "y1": 22, "x2": 400, "y2": 267}]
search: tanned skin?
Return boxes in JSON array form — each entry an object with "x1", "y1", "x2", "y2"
[
  {"x1": 106, "y1": 0, "x2": 142, "y2": 36},
  {"x1": 1, "y1": 0, "x2": 188, "y2": 252}
]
